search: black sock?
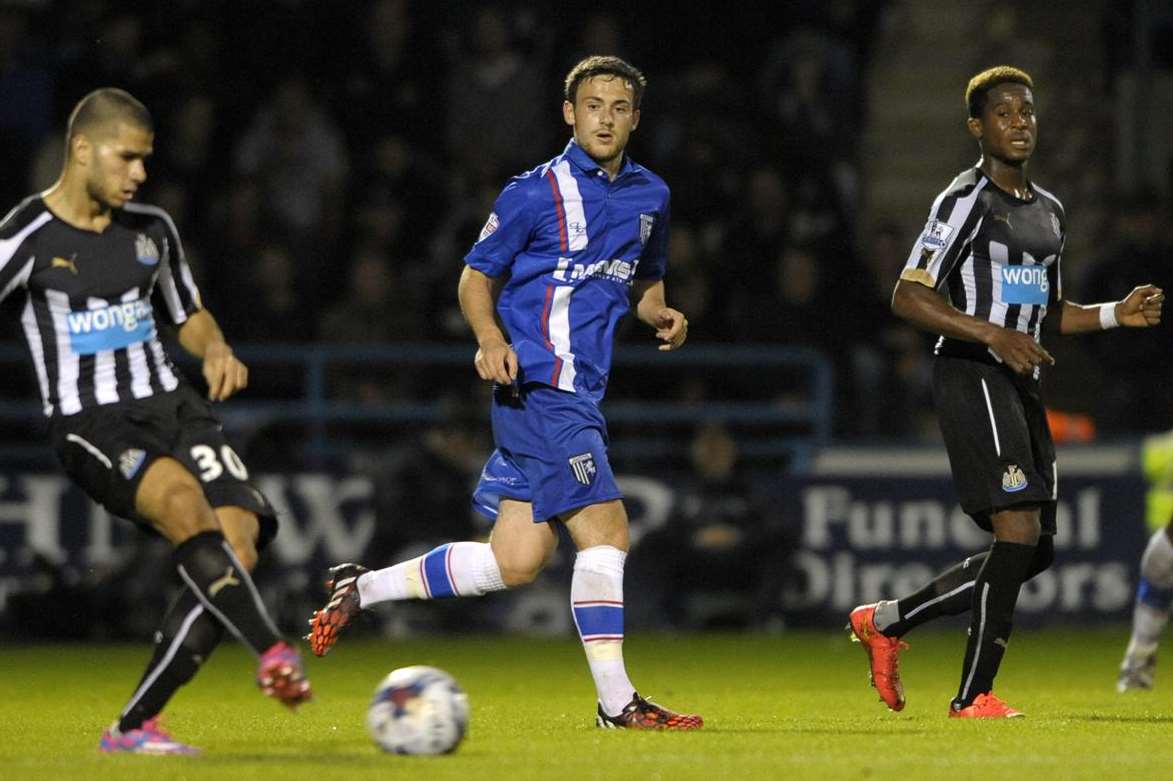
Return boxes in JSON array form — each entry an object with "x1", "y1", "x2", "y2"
[
  {"x1": 953, "y1": 540, "x2": 1037, "y2": 708},
  {"x1": 117, "y1": 587, "x2": 224, "y2": 732},
  {"x1": 881, "y1": 536, "x2": 1054, "y2": 638},
  {"x1": 881, "y1": 553, "x2": 989, "y2": 637},
  {"x1": 172, "y1": 530, "x2": 282, "y2": 655}
]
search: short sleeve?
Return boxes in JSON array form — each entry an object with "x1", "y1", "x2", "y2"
[
  {"x1": 464, "y1": 179, "x2": 535, "y2": 277},
  {"x1": 635, "y1": 196, "x2": 670, "y2": 281},
  {"x1": 149, "y1": 211, "x2": 203, "y2": 326},
  {"x1": 899, "y1": 181, "x2": 987, "y2": 291}
]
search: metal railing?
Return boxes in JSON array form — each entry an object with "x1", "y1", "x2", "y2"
[{"x1": 0, "y1": 342, "x2": 833, "y2": 467}]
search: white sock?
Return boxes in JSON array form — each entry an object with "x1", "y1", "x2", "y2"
[
  {"x1": 873, "y1": 600, "x2": 900, "y2": 632},
  {"x1": 1126, "y1": 529, "x2": 1173, "y2": 658},
  {"x1": 356, "y1": 542, "x2": 506, "y2": 607},
  {"x1": 571, "y1": 545, "x2": 636, "y2": 716}
]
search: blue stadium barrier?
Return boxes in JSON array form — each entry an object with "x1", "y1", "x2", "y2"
[{"x1": 0, "y1": 343, "x2": 833, "y2": 467}]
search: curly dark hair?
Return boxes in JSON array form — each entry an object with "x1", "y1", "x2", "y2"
[{"x1": 965, "y1": 66, "x2": 1033, "y2": 118}]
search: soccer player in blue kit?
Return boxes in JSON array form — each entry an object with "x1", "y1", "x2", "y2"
[{"x1": 307, "y1": 56, "x2": 702, "y2": 729}]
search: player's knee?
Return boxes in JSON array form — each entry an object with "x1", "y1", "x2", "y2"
[
  {"x1": 991, "y1": 510, "x2": 1041, "y2": 545},
  {"x1": 495, "y1": 550, "x2": 547, "y2": 587},
  {"x1": 1026, "y1": 535, "x2": 1054, "y2": 579},
  {"x1": 156, "y1": 482, "x2": 217, "y2": 539},
  {"x1": 229, "y1": 538, "x2": 258, "y2": 572}
]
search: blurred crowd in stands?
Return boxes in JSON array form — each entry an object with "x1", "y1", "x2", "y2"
[
  {"x1": 0, "y1": 0, "x2": 1170, "y2": 442},
  {"x1": 4, "y1": 0, "x2": 1173, "y2": 638}
]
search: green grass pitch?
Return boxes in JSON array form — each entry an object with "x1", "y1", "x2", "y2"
[{"x1": 3, "y1": 628, "x2": 1173, "y2": 780}]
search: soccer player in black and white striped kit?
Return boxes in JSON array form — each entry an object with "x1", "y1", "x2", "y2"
[
  {"x1": 0, "y1": 88, "x2": 311, "y2": 754},
  {"x1": 848, "y1": 66, "x2": 1164, "y2": 718}
]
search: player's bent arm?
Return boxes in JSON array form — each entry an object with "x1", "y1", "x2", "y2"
[
  {"x1": 632, "y1": 279, "x2": 667, "y2": 327},
  {"x1": 1056, "y1": 285, "x2": 1164, "y2": 334},
  {"x1": 632, "y1": 279, "x2": 688, "y2": 351},
  {"x1": 178, "y1": 308, "x2": 229, "y2": 359},
  {"x1": 458, "y1": 265, "x2": 517, "y2": 384},
  {"x1": 177, "y1": 309, "x2": 249, "y2": 401},
  {"x1": 891, "y1": 278, "x2": 1053, "y2": 374},
  {"x1": 891, "y1": 278, "x2": 1001, "y2": 344}
]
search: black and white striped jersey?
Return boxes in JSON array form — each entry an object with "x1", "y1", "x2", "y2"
[
  {"x1": 0, "y1": 195, "x2": 202, "y2": 416},
  {"x1": 900, "y1": 167, "x2": 1066, "y2": 368}
]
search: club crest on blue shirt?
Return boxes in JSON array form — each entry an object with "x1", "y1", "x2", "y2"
[
  {"x1": 478, "y1": 212, "x2": 500, "y2": 242},
  {"x1": 639, "y1": 213, "x2": 655, "y2": 248},
  {"x1": 135, "y1": 233, "x2": 159, "y2": 266},
  {"x1": 568, "y1": 452, "x2": 597, "y2": 486}
]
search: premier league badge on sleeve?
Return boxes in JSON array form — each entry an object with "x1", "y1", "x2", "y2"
[
  {"x1": 639, "y1": 213, "x2": 655, "y2": 248},
  {"x1": 919, "y1": 219, "x2": 954, "y2": 252},
  {"x1": 568, "y1": 452, "x2": 597, "y2": 486}
]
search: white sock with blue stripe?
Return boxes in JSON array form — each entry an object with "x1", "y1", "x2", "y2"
[
  {"x1": 572, "y1": 545, "x2": 635, "y2": 716},
  {"x1": 356, "y1": 542, "x2": 505, "y2": 607}
]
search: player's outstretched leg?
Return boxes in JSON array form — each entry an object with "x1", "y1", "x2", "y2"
[
  {"x1": 1119, "y1": 526, "x2": 1173, "y2": 692},
  {"x1": 306, "y1": 542, "x2": 509, "y2": 656}
]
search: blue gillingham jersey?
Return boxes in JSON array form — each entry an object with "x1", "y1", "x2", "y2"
[{"x1": 464, "y1": 139, "x2": 670, "y2": 401}]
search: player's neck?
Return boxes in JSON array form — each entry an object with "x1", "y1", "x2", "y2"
[
  {"x1": 979, "y1": 156, "x2": 1031, "y2": 200},
  {"x1": 43, "y1": 174, "x2": 113, "y2": 232},
  {"x1": 602, "y1": 155, "x2": 624, "y2": 180}
]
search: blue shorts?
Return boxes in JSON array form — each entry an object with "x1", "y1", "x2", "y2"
[{"x1": 472, "y1": 383, "x2": 622, "y2": 523}]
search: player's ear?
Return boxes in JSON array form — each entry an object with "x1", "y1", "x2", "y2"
[
  {"x1": 562, "y1": 100, "x2": 575, "y2": 127},
  {"x1": 71, "y1": 134, "x2": 92, "y2": 166},
  {"x1": 966, "y1": 116, "x2": 982, "y2": 141},
  {"x1": 631, "y1": 108, "x2": 640, "y2": 132}
]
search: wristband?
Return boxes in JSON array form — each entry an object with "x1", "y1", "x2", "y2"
[{"x1": 1099, "y1": 302, "x2": 1119, "y2": 330}]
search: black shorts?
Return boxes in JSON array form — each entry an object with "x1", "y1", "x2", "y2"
[
  {"x1": 47, "y1": 384, "x2": 277, "y2": 548},
  {"x1": 932, "y1": 356, "x2": 1057, "y2": 535}
]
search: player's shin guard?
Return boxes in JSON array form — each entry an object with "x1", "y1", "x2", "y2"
[
  {"x1": 357, "y1": 542, "x2": 506, "y2": 606},
  {"x1": 1126, "y1": 528, "x2": 1173, "y2": 659},
  {"x1": 173, "y1": 530, "x2": 282, "y2": 655},
  {"x1": 572, "y1": 545, "x2": 636, "y2": 717},
  {"x1": 118, "y1": 587, "x2": 224, "y2": 733},
  {"x1": 953, "y1": 541, "x2": 1036, "y2": 709}
]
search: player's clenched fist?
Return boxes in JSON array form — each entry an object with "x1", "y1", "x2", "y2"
[
  {"x1": 474, "y1": 337, "x2": 518, "y2": 385},
  {"x1": 1117, "y1": 284, "x2": 1164, "y2": 328}
]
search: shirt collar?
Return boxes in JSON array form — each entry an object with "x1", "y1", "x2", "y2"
[{"x1": 562, "y1": 138, "x2": 639, "y2": 179}]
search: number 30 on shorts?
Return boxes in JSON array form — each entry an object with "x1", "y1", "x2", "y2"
[{"x1": 189, "y1": 444, "x2": 249, "y2": 482}]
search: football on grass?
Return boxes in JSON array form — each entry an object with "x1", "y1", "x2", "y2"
[{"x1": 367, "y1": 665, "x2": 469, "y2": 755}]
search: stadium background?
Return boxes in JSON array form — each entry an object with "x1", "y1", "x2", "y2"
[{"x1": 1, "y1": 0, "x2": 1172, "y2": 644}]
